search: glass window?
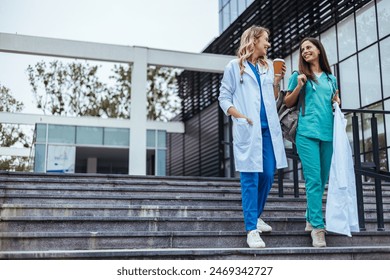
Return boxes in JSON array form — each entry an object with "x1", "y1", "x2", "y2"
[
  {"x1": 378, "y1": 0, "x2": 390, "y2": 38},
  {"x1": 104, "y1": 128, "x2": 129, "y2": 146},
  {"x1": 76, "y1": 126, "x2": 103, "y2": 145},
  {"x1": 147, "y1": 130, "x2": 156, "y2": 147},
  {"x1": 35, "y1": 123, "x2": 47, "y2": 143},
  {"x1": 292, "y1": 50, "x2": 299, "y2": 71},
  {"x1": 224, "y1": 160, "x2": 231, "y2": 177},
  {"x1": 384, "y1": 99, "x2": 390, "y2": 151},
  {"x1": 356, "y1": 2, "x2": 377, "y2": 50},
  {"x1": 283, "y1": 55, "x2": 292, "y2": 89},
  {"x1": 345, "y1": 114, "x2": 354, "y2": 150},
  {"x1": 222, "y1": 2, "x2": 231, "y2": 31},
  {"x1": 321, "y1": 26, "x2": 338, "y2": 65},
  {"x1": 221, "y1": 0, "x2": 229, "y2": 6},
  {"x1": 381, "y1": 37, "x2": 390, "y2": 98},
  {"x1": 34, "y1": 144, "x2": 46, "y2": 172},
  {"x1": 46, "y1": 145, "x2": 75, "y2": 173},
  {"x1": 359, "y1": 44, "x2": 382, "y2": 107},
  {"x1": 339, "y1": 55, "x2": 360, "y2": 109},
  {"x1": 48, "y1": 125, "x2": 75, "y2": 144},
  {"x1": 363, "y1": 102, "x2": 385, "y2": 152},
  {"x1": 388, "y1": 148, "x2": 390, "y2": 171},
  {"x1": 238, "y1": 0, "x2": 246, "y2": 14},
  {"x1": 362, "y1": 103, "x2": 387, "y2": 171},
  {"x1": 219, "y1": 8, "x2": 223, "y2": 33},
  {"x1": 345, "y1": 111, "x2": 364, "y2": 154},
  {"x1": 337, "y1": 15, "x2": 357, "y2": 61},
  {"x1": 157, "y1": 130, "x2": 166, "y2": 148},
  {"x1": 223, "y1": 122, "x2": 230, "y2": 158},
  {"x1": 146, "y1": 149, "x2": 155, "y2": 175},
  {"x1": 157, "y1": 149, "x2": 166, "y2": 176},
  {"x1": 230, "y1": 0, "x2": 238, "y2": 22}
]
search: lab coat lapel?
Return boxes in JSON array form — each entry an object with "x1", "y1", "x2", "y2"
[
  {"x1": 243, "y1": 60, "x2": 269, "y2": 87},
  {"x1": 243, "y1": 61, "x2": 258, "y2": 83},
  {"x1": 260, "y1": 65, "x2": 267, "y2": 86}
]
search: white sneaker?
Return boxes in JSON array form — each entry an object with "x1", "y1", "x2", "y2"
[
  {"x1": 247, "y1": 230, "x2": 266, "y2": 248},
  {"x1": 311, "y1": 229, "x2": 326, "y2": 247},
  {"x1": 305, "y1": 221, "x2": 313, "y2": 232},
  {"x1": 257, "y1": 218, "x2": 272, "y2": 232}
]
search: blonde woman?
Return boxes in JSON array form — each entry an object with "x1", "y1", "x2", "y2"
[{"x1": 219, "y1": 25, "x2": 287, "y2": 248}]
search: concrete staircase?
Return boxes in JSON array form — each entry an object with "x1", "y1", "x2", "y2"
[{"x1": 0, "y1": 172, "x2": 389, "y2": 259}]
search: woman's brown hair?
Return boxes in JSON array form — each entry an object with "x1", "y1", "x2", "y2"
[{"x1": 298, "y1": 37, "x2": 332, "y2": 82}]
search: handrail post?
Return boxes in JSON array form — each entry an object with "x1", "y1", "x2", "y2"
[
  {"x1": 293, "y1": 144, "x2": 299, "y2": 198},
  {"x1": 278, "y1": 168, "x2": 284, "y2": 197},
  {"x1": 352, "y1": 114, "x2": 366, "y2": 231},
  {"x1": 371, "y1": 115, "x2": 385, "y2": 231}
]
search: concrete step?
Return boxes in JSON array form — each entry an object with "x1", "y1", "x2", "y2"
[
  {"x1": 1, "y1": 171, "x2": 390, "y2": 186},
  {"x1": 3, "y1": 181, "x2": 390, "y2": 202},
  {"x1": 0, "y1": 193, "x2": 243, "y2": 206},
  {"x1": 2, "y1": 204, "x2": 389, "y2": 219},
  {"x1": 0, "y1": 174, "x2": 240, "y2": 189},
  {"x1": 1, "y1": 172, "x2": 388, "y2": 260},
  {"x1": 0, "y1": 230, "x2": 389, "y2": 252},
  {"x1": 0, "y1": 216, "x2": 387, "y2": 233},
  {"x1": 2, "y1": 193, "x2": 390, "y2": 209},
  {"x1": 0, "y1": 185, "x2": 242, "y2": 198},
  {"x1": 0, "y1": 204, "x2": 245, "y2": 218},
  {"x1": 1, "y1": 246, "x2": 390, "y2": 260}
]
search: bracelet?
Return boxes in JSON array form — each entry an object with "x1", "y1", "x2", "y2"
[{"x1": 273, "y1": 83, "x2": 280, "y2": 88}]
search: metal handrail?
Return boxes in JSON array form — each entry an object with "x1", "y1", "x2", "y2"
[{"x1": 342, "y1": 109, "x2": 390, "y2": 115}]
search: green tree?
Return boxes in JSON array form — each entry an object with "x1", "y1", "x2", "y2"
[
  {"x1": 0, "y1": 84, "x2": 31, "y2": 171},
  {"x1": 27, "y1": 61, "x2": 116, "y2": 117},
  {"x1": 27, "y1": 60, "x2": 181, "y2": 120},
  {"x1": 147, "y1": 66, "x2": 181, "y2": 121}
]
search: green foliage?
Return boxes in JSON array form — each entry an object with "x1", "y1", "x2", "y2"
[
  {"x1": 0, "y1": 83, "x2": 24, "y2": 113},
  {"x1": 0, "y1": 84, "x2": 31, "y2": 171},
  {"x1": 147, "y1": 66, "x2": 181, "y2": 121},
  {"x1": 27, "y1": 60, "x2": 181, "y2": 120},
  {"x1": 0, "y1": 156, "x2": 30, "y2": 171},
  {"x1": 27, "y1": 61, "x2": 114, "y2": 117}
]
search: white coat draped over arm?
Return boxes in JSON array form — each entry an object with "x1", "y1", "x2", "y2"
[
  {"x1": 325, "y1": 103, "x2": 359, "y2": 236},
  {"x1": 218, "y1": 59, "x2": 287, "y2": 172}
]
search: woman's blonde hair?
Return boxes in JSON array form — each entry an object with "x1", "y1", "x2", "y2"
[{"x1": 237, "y1": 25, "x2": 270, "y2": 76}]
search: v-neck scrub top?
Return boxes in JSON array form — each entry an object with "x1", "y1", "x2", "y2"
[
  {"x1": 248, "y1": 62, "x2": 268, "y2": 128},
  {"x1": 287, "y1": 71, "x2": 338, "y2": 142}
]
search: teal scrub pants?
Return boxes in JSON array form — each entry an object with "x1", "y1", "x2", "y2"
[{"x1": 295, "y1": 133, "x2": 333, "y2": 229}]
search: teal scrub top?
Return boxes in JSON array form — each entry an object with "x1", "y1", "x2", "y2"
[{"x1": 287, "y1": 71, "x2": 338, "y2": 141}]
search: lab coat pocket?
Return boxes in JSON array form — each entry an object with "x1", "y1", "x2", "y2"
[
  {"x1": 233, "y1": 118, "x2": 251, "y2": 145},
  {"x1": 263, "y1": 77, "x2": 274, "y2": 97},
  {"x1": 264, "y1": 76, "x2": 273, "y2": 85}
]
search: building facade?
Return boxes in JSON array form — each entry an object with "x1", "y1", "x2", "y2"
[
  {"x1": 0, "y1": 35, "x2": 234, "y2": 176},
  {"x1": 34, "y1": 123, "x2": 167, "y2": 175},
  {"x1": 219, "y1": 0, "x2": 255, "y2": 33},
  {"x1": 167, "y1": 0, "x2": 390, "y2": 178}
]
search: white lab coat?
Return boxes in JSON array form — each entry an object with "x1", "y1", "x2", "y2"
[
  {"x1": 219, "y1": 59, "x2": 288, "y2": 172},
  {"x1": 325, "y1": 103, "x2": 360, "y2": 236}
]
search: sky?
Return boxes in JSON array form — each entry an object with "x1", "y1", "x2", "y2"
[{"x1": 0, "y1": 0, "x2": 219, "y2": 113}]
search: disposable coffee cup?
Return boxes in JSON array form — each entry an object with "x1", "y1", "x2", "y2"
[{"x1": 273, "y1": 58, "x2": 285, "y2": 76}]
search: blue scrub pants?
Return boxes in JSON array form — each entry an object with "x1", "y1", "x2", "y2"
[
  {"x1": 240, "y1": 127, "x2": 276, "y2": 231},
  {"x1": 295, "y1": 133, "x2": 333, "y2": 229}
]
